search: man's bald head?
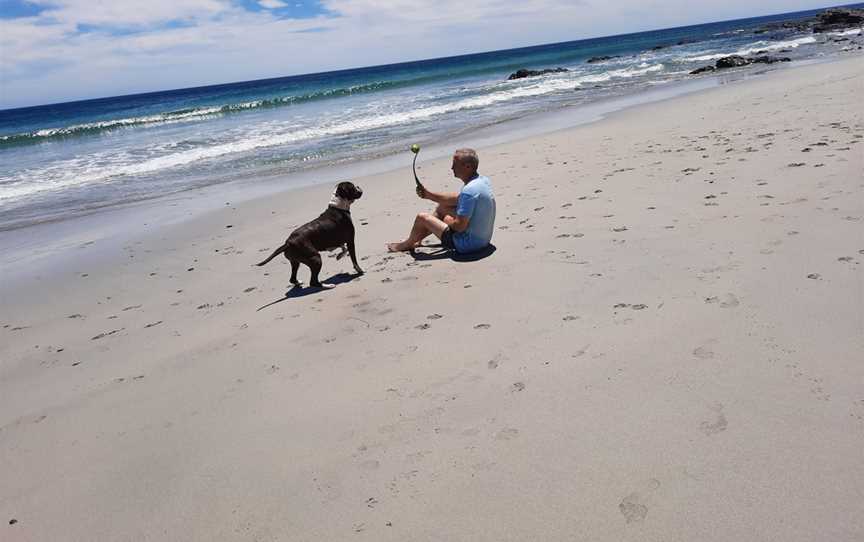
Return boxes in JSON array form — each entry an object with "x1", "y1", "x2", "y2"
[{"x1": 453, "y1": 148, "x2": 479, "y2": 172}]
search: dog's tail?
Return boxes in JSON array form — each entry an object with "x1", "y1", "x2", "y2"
[{"x1": 256, "y1": 243, "x2": 288, "y2": 266}]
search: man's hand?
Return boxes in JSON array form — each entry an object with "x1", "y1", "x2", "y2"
[
  {"x1": 444, "y1": 214, "x2": 469, "y2": 232},
  {"x1": 415, "y1": 182, "x2": 428, "y2": 199}
]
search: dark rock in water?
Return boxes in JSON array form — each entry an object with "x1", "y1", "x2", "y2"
[
  {"x1": 690, "y1": 65, "x2": 716, "y2": 75},
  {"x1": 586, "y1": 55, "x2": 620, "y2": 64},
  {"x1": 751, "y1": 8, "x2": 863, "y2": 35},
  {"x1": 715, "y1": 55, "x2": 750, "y2": 69},
  {"x1": 822, "y1": 8, "x2": 864, "y2": 23},
  {"x1": 507, "y1": 68, "x2": 568, "y2": 80},
  {"x1": 676, "y1": 38, "x2": 695, "y2": 46},
  {"x1": 690, "y1": 55, "x2": 790, "y2": 75},
  {"x1": 750, "y1": 56, "x2": 791, "y2": 64},
  {"x1": 650, "y1": 44, "x2": 668, "y2": 51}
]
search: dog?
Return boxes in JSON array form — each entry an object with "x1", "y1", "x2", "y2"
[{"x1": 257, "y1": 181, "x2": 364, "y2": 288}]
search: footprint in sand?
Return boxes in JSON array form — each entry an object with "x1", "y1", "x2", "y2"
[
  {"x1": 495, "y1": 428, "x2": 520, "y2": 440},
  {"x1": 700, "y1": 403, "x2": 728, "y2": 435},
  {"x1": 510, "y1": 382, "x2": 525, "y2": 393},
  {"x1": 474, "y1": 323, "x2": 491, "y2": 330},
  {"x1": 91, "y1": 328, "x2": 124, "y2": 340},
  {"x1": 693, "y1": 345, "x2": 715, "y2": 360},
  {"x1": 619, "y1": 478, "x2": 661, "y2": 524},
  {"x1": 619, "y1": 494, "x2": 648, "y2": 523},
  {"x1": 705, "y1": 293, "x2": 739, "y2": 308}
]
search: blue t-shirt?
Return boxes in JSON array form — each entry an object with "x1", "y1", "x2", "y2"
[{"x1": 453, "y1": 175, "x2": 496, "y2": 253}]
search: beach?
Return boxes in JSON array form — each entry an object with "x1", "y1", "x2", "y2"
[{"x1": 1, "y1": 54, "x2": 862, "y2": 541}]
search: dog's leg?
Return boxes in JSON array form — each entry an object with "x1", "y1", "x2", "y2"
[
  {"x1": 289, "y1": 260, "x2": 300, "y2": 285},
  {"x1": 347, "y1": 239, "x2": 363, "y2": 275},
  {"x1": 306, "y1": 253, "x2": 328, "y2": 288},
  {"x1": 334, "y1": 244, "x2": 348, "y2": 260}
]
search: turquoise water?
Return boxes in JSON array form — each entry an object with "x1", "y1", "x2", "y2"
[{"x1": 0, "y1": 5, "x2": 860, "y2": 231}]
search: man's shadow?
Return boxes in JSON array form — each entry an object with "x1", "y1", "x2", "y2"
[
  {"x1": 256, "y1": 272, "x2": 361, "y2": 311},
  {"x1": 409, "y1": 243, "x2": 497, "y2": 262}
]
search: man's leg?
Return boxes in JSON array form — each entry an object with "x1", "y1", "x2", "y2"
[{"x1": 386, "y1": 212, "x2": 448, "y2": 252}]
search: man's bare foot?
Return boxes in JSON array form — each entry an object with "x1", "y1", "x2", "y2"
[{"x1": 387, "y1": 242, "x2": 413, "y2": 252}]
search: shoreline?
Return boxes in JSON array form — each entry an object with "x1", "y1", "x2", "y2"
[
  {"x1": 0, "y1": 53, "x2": 852, "y2": 285},
  {"x1": 1, "y1": 54, "x2": 862, "y2": 541}
]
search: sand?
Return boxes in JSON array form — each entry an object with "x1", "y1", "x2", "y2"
[{"x1": 1, "y1": 56, "x2": 863, "y2": 541}]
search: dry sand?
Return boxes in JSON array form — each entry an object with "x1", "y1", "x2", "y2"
[{"x1": 1, "y1": 56, "x2": 863, "y2": 541}]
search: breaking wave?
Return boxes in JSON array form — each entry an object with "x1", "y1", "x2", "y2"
[
  {"x1": 681, "y1": 36, "x2": 818, "y2": 63},
  {"x1": 0, "y1": 80, "x2": 400, "y2": 147}
]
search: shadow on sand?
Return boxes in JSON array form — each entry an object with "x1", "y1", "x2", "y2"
[
  {"x1": 408, "y1": 243, "x2": 497, "y2": 262},
  {"x1": 256, "y1": 272, "x2": 362, "y2": 311}
]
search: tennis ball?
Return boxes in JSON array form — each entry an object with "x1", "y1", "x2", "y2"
[{"x1": 410, "y1": 144, "x2": 421, "y2": 154}]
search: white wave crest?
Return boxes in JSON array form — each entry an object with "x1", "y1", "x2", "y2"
[
  {"x1": 0, "y1": 64, "x2": 668, "y2": 203},
  {"x1": 829, "y1": 28, "x2": 862, "y2": 36},
  {"x1": 683, "y1": 36, "x2": 817, "y2": 63}
]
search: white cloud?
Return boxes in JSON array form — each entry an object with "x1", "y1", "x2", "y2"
[
  {"x1": 259, "y1": 0, "x2": 290, "y2": 8},
  {"x1": 0, "y1": 0, "x2": 841, "y2": 108},
  {"x1": 34, "y1": 0, "x2": 229, "y2": 27}
]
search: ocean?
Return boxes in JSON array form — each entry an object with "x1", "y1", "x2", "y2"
[{"x1": 1, "y1": 4, "x2": 861, "y2": 232}]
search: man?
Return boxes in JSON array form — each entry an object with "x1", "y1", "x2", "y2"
[{"x1": 387, "y1": 148, "x2": 495, "y2": 254}]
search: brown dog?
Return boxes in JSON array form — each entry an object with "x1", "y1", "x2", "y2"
[{"x1": 257, "y1": 181, "x2": 363, "y2": 287}]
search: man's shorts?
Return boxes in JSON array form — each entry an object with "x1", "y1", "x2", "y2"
[{"x1": 440, "y1": 227, "x2": 456, "y2": 250}]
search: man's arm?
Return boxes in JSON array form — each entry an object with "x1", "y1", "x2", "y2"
[
  {"x1": 444, "y1": 214, "x2": 470, "y2": 233},
  {"x1": 417, "y1": 184, "x2": 459, "y2": 207}
]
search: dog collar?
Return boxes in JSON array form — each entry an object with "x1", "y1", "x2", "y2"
[
  {"x1": 328, "y1": 204, "x2": 351, "y2": 214},
  {"x1": 328, "y1": 193, "x2": 353, "y2": 211}
]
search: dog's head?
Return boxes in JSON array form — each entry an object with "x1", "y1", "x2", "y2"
[{"x1": 335, "y1": 181, "x2": 363, "y2": 202}]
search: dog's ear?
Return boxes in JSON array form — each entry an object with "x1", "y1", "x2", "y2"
[
  {"x1": 337, "y1": 181, "x2": 361, "y2": 201},
  {"x1": 335, "y1": 182, "x2": 351, "y2": 200}
]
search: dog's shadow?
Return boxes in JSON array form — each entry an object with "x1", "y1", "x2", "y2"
[
  {"x1": 409, "y1": 243, "x2": 497, "y2": 262},
  {"x1": 256, "y1": 272, "x2": 361, "y2": 311}
]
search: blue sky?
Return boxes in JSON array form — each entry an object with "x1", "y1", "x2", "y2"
[{"x1": 0, "y1": 0, "x2": 849, "y2": 109}]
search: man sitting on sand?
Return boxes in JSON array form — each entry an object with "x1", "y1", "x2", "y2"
[{"x1": 387, "y1": 148, "x2": 496, "y2": 254}]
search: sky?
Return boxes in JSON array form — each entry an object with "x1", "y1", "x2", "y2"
[{"x1": 0, "y1": 0, "x2": 849, "y2": 109}]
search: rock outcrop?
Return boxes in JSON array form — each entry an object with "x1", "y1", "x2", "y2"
[
  {"x1": 689, "y1": 55, "x2": 790, "y2": 75},
  {"x1": 752, "y1": 7, "x2": 864, "y2": 35},
  {"x1": 586, "y1": 55, "x2": 621, "y2": 64},
  {"x1": 507, "y1": 68, "x2": 569, "y2": 80},
  {"x1": 812, "y1": 8, "x2": 864, "y2": 33}
]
